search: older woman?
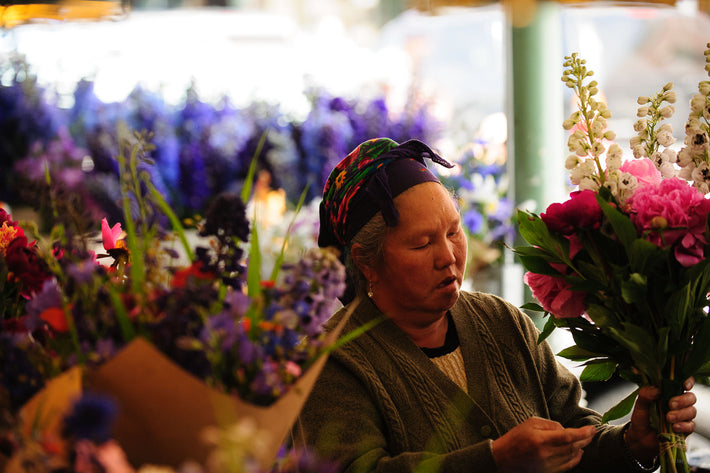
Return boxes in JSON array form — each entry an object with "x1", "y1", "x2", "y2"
[{"x1": 293, "y1": 138, "x2": 697, "y2": 473}]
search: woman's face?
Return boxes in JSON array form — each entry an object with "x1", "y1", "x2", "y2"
[{"x1": 369, "y1": 182, "x2": 467, "y2": 326}]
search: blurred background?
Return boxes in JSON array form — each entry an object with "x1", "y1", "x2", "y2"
[{"x1": 2, "y1": 0, "x2": 710, "y2": 462}]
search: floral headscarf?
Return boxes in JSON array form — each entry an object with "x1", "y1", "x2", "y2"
[{"x1": 318, "y1": 137, "x2": 454, "y2": 250}]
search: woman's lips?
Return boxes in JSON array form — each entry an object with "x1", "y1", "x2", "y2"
[{"x1": 437, "y1": 276, "x2": 457, "y2": 288}]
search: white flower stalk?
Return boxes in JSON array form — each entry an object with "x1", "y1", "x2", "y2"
[
  {"x1": 562, "y1": 53, "x2": 617, "y2": 187},
  {"x1": 631, "y1": 82, "x2": 678, "y2": 171}
]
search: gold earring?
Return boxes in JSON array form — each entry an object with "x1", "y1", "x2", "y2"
[{"x1": 367, "y1": 281, "x2": 374, "y2": 298}]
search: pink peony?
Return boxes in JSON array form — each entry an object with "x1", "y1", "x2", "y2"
[
  {"x1": 523, "y1": 271, "x2": 586, "y2": 319},
  {"x1": 629, "y1": 177, "x2": 710, "y2": 267},
  {"x1": 620, "y1": 158, "x2": 662, "y2": 187},
  {"x1": 541, "y1": 190, "x2": 603, "y2": 235}
]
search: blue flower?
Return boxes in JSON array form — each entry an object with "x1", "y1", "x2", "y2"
[
  {"x1": 62, "y1": 393, "x2": 118, "y2": 443},
  {"x1": 463, "y1": 209, "x2": 484, "y2": 235}
]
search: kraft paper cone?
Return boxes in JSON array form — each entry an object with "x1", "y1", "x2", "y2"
[
  {"x1": 9, "y1": 366, "x2": 84, "y2": 472},
  {"x1": 86, "y1": 300, "x2": 357, "y2": 470}
]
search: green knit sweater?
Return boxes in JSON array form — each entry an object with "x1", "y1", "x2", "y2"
[{"x1": 293, "y1": 291, "x2": 636, "y2": 473}]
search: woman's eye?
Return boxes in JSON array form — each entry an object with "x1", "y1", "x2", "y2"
[{"x1": 413, "y1": 242, "x2": 429, "y2": 250}]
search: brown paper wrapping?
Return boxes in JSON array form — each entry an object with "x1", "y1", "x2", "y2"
[{"x1": 13, "y1": 298, "x2": 357, "y2": 470}]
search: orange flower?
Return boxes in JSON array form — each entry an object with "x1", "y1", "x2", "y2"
[
  {"x1": 40, "y1": 306, "x2": 70, "y2": 333},
  {"x1": 0, "y1": 221, "x2": 23, "y2": 257}
]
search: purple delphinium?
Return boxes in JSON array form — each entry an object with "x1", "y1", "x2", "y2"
[
  {"x1": 298, "y1": 94, "x2": 354, "y2": 202},
  {"x1": 278, "y1": 248, "x2": 346, "y2": 337},
  {"x1": 0, "y1": 57, "x2": 65, "y2": 204}
]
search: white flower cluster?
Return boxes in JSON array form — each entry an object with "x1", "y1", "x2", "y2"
[
  {"x1": 562, "y1": 45, "x2": 710, "y2": 201},
  {"x1": 676, "y1": 61, "x2": 710, "y2": 194}
]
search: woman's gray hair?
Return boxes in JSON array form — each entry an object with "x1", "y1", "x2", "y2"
[{"x1": 346, "y1": 212, "x2": 387, "y2": 298}]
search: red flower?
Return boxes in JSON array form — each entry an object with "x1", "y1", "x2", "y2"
[
  {"x1": 172, "y1": 262, "x2": 215, "y2": 289},
  {"x1": 4, "y1": 236, "x2": 51, "y2": 297},
  {"x1": 541, "y1": 190, "x2": 603, "y2": 235},
  {"x1": 524, "y1": 271, "x2": 586, "y2": 319}
]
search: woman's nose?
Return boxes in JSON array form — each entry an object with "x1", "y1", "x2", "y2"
[{"x1": 436, "y1": 240, "x2": 456, "y2": 268}]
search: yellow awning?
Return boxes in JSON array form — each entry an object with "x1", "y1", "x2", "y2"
[{"x1": 0, "y1": 0, "x2": 127, "y2": 28}]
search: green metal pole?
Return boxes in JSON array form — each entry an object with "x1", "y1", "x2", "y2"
[
  {"x1": 503, "y1": 0, "x2": 566, "y2": 311},
  {"x1": 507, "y1": 0, "x2": 566, "y2": 223}
]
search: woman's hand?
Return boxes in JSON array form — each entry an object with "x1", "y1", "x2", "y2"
[
  {"x1": 625, "y1": 377, "x2": 697, "y2": 465},
  {"x1": 491, "y1": 417, "x2": 596, "y2": 473}
]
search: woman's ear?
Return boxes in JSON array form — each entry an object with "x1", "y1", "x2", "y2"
[{"x1": 350, "y1": 243, "x2": 376, "y2": 282}]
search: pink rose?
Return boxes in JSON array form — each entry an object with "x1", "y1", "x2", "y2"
[
  {"x1": 620, "y1": 158, "x2": 662, "y2": 187},
  {"x1": 524, "y1": 271, "x2": 586, "y2": 319},
  {"x1": 541, "y1": 190, "x2": 603, "y2": 235},
  {"x1": 629, "y1": 177, "x2": 710, "y2": 267}
]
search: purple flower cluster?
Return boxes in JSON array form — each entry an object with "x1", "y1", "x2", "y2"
[
  {"x1": 197, "y1": 247, "x2": 346, "y2": 406},
  {"x1": 1, "y1": 57, "x2": 443, "y2": 220}
]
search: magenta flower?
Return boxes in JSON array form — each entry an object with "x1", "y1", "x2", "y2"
[
  {"x1": 629, "y1": 177, "x2": 710, "y2": 267},
  {"x1": 524, "y1": 269, "x2": 586, "y2": 319},
  {"x1": 101, "y1": 218, "x2": 126, "y2": 251},
  {"x1": 541, "y1": 190, "x2": 603, "y2": 235}
]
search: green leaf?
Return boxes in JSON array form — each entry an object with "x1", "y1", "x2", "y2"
[
  {"x1": 537, "y1": 315, "x2": 556, "y2": 344},
  {"x1": 580, "y1": 360, "x2": 617, "y2": 382},
  {"x1": 682, "y1": 316, "x2": 710, "y2": 378},
  {"x1": 246, "y1": 221, "x2": 262, "y2": 298},
  {"x1": 146, "y1": 182, "x2": 194, "y2": 262},
  {"x1": 663, "y1": 282, "x2": 693, "y2": 340},
  {"x1": 601, "y1": 387, "x2": 639, "y2": 423},
  {"x1": 628, "y1": 238, "x2": 665, "y2": 274},
  {"x1": 607, "y1": 323, "x2": 664, "y2": 380},
  {"x1": 516, "y1": 210, "x2": 565, "y2": 254},
  {"x1": 240, "y1": 131, "x2": 268, "y2": 204},
  {"x1": 596, "y1": 194, "x2": 638, "y2": 251},
  {"x1": 269, "y1": 184, "x2": 309, "y2": 282},
  {"x1": 585, "y1": 303, "x2": 619, "y2": 330},
  {"x1": 694, "y1": 361, "x2": 710, "y2": 386},
  {"x1": 517, "y1": 255, "x2": 560, "y2": 275},
  {"x1": 557, "y1": 345, "x2": 602, "y2": 362},
  {"x1": 620, "y1": 272, "x2": 647, "y2": 306},
  {"x1": 107, "y1": 285, "x2": 136, "y2": 342},
  {"x1": 520, "y1": 302, "x2": 544, "y2": 312},
  {"x1": 325, "y1": 316, "x2": 385, "y2": 353},
  {"x1": 513, "y1": 245, "x2": 554, "y2": 259}
]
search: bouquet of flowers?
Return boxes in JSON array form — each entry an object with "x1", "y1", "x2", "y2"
[
  {"x1": 0, "y1": 130, "x2": 361, "y2": 472},
  {"x1": 514, "y1": 47, "x2": 710, "y2": 473}
]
